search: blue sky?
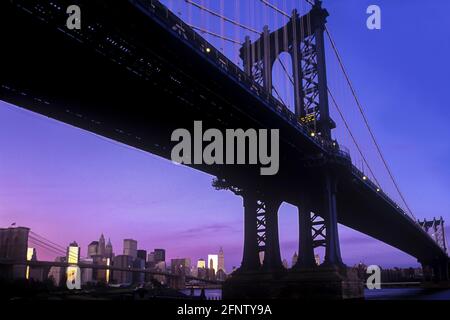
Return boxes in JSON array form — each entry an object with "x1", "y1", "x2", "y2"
[{"x1": 1, "y1": 0, "x2": 449, "y2": 270}]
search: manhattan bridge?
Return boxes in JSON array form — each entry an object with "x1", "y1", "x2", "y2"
[{"x1": 0, "y1": 0, "x2": 448, "y2": 299}]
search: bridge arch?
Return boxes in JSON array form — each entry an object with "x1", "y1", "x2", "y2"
[
  {"x1": 277, "y1": 202, "x2": 299, "y2": 269},
  {"x1": 271, "y1": 52, "x2": 295, "y2": 113}
]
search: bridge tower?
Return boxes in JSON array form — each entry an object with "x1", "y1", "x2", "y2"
[
  {"x1": 222, "y1": 2, "x2": 362, "y2": 300},
  {"x1": 240, "y1": 0, "x2": 335, "y2": 140},
  {"x1": 418, "y1": 217, "x2": 449, "y2": 283},
  {"x1": 419, "y1": 217, "x2": 448, "y2": 254}
]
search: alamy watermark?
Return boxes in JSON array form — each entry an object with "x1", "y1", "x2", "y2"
[
  {"x1": 66, "y1": 5, "x2": 81, "y2": 30},
  {"x1": 171, "y1": 121, "x2": 279, "y2": 176},
  {"x1": 367, "y1": 5, "x2": 381, "y2": 30},
  {"x1": 66, "y1": 265, "x2": 81, "y2": 290},
  {"x1": 366, "y1": 265, "x2": 381, "y2": 289}
]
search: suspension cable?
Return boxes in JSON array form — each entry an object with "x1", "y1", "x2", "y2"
[
  {"x1": 328, "y1": 88, "x2": 380, "y2": 187},
  {"x1": 185, "y1": 0, "x2": 295, "y2": 107},
  {"x1": 29, "y1": 236, "x2": 80, "y2": 261},
  {"x1": 29, "y1": 231, "x2": 87, "y2": 260},
  {"x1": 189, "y1": 25, "x2": 242, "y2": 44},
  {"x1": 325, "y1": 27, "x2": 415, "y2": 220},
  {"x1": 278, "y1": 58, "x2": 294, "y2": 85},
  {"x1": 272, "y1": 85, "x2": 288, "y2": 107},
  {"x1": 184, "y1": 0, "x2": 259, "y2": 34},
  {"x1": 260, "y1": 0, "x2": 415, "y2": 219},
  {"x1": 30, "y1": 231, "x2": 68, "y2": 251},
  {"x1": 259, "y1": 0, "x2": 290, "y2": 18}
]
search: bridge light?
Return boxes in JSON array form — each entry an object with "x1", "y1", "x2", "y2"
[
  {"x1": 310, "y1": 132, "x2": 316, "y2": 137},
  {"x1": 363, "y1": 176, "x2": 367, "y2": 180},
  {"x1": 376, "y1": 188, "x2": 380, "y2": 192},
  {"x1": 206, "y1": 47, "x2": 211, "y2": 53}
]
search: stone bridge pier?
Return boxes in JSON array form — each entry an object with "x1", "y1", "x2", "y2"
[{"x1": 222, "y1": 173, "x2": 364, "y2": 300}]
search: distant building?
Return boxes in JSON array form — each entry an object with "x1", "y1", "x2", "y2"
[
  {"x1": 134, "y1": 250, "x2": 147, "y2": 284},
  {"x1": 292, "y1": 252, "x2": 298, "y2": 267},
  {"x1": 216, "y1": 269, "x2": 227, "y2": 281},
  {"x1": 26, "y1": 247, "x2": 47, "y2": 282},
  {"x1": 67, "y1": 241, "x2": 80, "y2": 264},
  {"x1": 147, "y1": 249, "x2": 165, "y2": 270},
  {"x1": 207, "y1": 254, "x2": 218, "y2": 273},
  {"x1": 88, "y1": 235, "x2": 114, "y2": 259},
  {"x1": 170, "y1": 258, "x2": 190, "y2": 289},
  {"x1": 48, "y1": 256, "x2": 66, "y2": 287},
  {"x1": 98, "y1": 234, "x2": 106, "y2": 257},
  {"x1": 80, "y1": 258, "x2": 93, "y2": 285},
  {"x1": 197, "y1": 259, "x2": 206, "y2": 269},
  {"x1": 137, "y1": 249, "x2": 147, "y2": 262},
  {"x1": 87, "y1": 241, "x2": 99, "y2": 258},
  {"x1": 0, "y1": 226, "x2": 30, "y2": 280},
  {"x1": 197, "y1": 267, "x2": 207, "y2": 279},
  {"x1": 218, "y1": 247, "x2": 225, "y2": 273},
  {"x1": 153, "y1": 261, "x2": 167, "y2": 284},
  {"x1": 66, "y1": 241, "x2": 81, "y2": 287},
  {"x1": 154, "y1": 249, "x2": 165, "y2": 263},
  {"x1": 105, "y1": 238, "x2": 114, "y2": 260},
  {"x1": 123, "y1": 239, "x2": 137, "y2": 259},
  {"x1": 133, "y1": 257, "x2": 146, "y2": 284},
  {"x1": 113, "y1": 255, "x2": 133, "y2": 285},
  {"x1": 171, "y1": 258, "x2": 191, "y2": 276},
  {"x1": 147, "y1": 252, "x2": 155, "y2": 264},
  {"x1": 91, "y1": 255, "x2": 108, "y2": 283},
  {"x1": 315, "y1": 254, "x2": 321, "y2": 266}
]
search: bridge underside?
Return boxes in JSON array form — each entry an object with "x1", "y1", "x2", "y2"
[{"x1": 0, "y1": 0, "x2": 446, "y2": 282}]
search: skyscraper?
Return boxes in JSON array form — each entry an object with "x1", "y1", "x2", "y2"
[
  {"x1": 48, "y1": 256, "x2": 66, "y2": 287},
  {"x1": 292, "y1": 252, "x2": 298, "y2": 267},
  {"x1": 88, "y1": 235, "x2": 113, "y2": 259},
  {"x1": 135, "y1": 249, "x2": 147, "y2": 284},
  {"x1": 171, "y1": 258, "x2": 191, "y2": 276},
  {"x1": 218, "y1": 247, "x2": 225, "y2": 273},
  {"x1": 197, "y1": 259, "x2": 206, "y2": 269},
  {"x1": 154, "y1": 249, "x2": 165, "y2": 262},
  {"x1": 98, "y1": 233, "x2": 106, "y2": 257},
  {"x1": 148, "y1": 252, "x2": 155, "y2": 262},
  {"x1": 207, "y1": 254, "x2": 218, "y2": 273},
  {"x1": 105, "y1": 238, "x2": 114, "y2": 259},
  {"x1": 137, "y1": 249, "x2": 147, "y2": 262},
  {"x1": 123, "y1": 239, "x2": 137, "y2": 259},
  {"x1": 113, "y1": 255, "x2": 133, "y2": 284},
  {"x1": 80, "y1": 258, "x2": 93, "y2": 285},
  {"x1": 87, "y1": 241, "x2": 99, "y2": 258},
  {"x1": 67, "y1": 241, "x2": 80, "y2": 264},
  {"x1": 66, "y1": 241, "x2": 81, "y2": 288}
]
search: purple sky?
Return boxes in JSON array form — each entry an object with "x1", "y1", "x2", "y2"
[{"x1": 1, "y1": 0, "x2": 450, "y2": 271}]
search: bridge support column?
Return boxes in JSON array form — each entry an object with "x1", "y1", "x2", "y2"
[
  {"x1": 262, "y1": 199, "x2": 283, "y2": 271},
  {"x1": 432, "y1": 259, "x2": 450, "y2": 282},
  {"x1": 322, "y1": 174, "x2": 344, "y2": 268},
  {"x1": 240, "y1": 191, "x2": 261, "y2": 272},
  {"x1": 421, "y1": 259, "x2": 450, "y2": 288}
]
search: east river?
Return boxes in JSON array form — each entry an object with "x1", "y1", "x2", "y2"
[{"x1": 182, "y1": 288, "x2": 450, "y2": 300}]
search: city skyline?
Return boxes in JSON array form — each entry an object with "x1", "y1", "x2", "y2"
[{"x1": 1, "y1": 0, "x2": 450, "y2": 273}]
